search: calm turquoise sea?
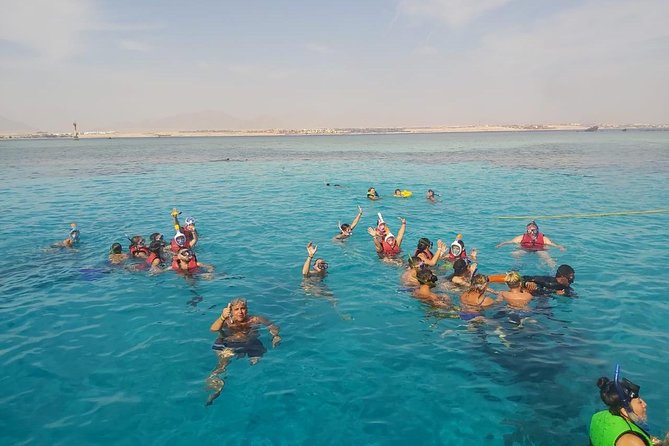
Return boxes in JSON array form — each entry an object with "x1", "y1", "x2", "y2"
[{"x1": 1, "y1": 131, "x2": 668, "y2": 445}]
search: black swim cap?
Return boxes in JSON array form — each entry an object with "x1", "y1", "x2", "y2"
[
  {"x1": 416, "y1": 268, "x2": 438, "y2": 285},
  {"x1": 417, "y1": 237, "x2": 432, "y2": 251},
  {"x1": 110, "y1": 243, "x2": 122, "y2": 254},
  {"x1": 556, "y1": 264, "x2": 575, "y2": 278}
]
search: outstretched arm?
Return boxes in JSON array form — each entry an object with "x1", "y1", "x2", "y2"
[
  {"x1": 350, "y1": 206, "x2": 363, "y2": 230},
  {"x1": 189, "y1": 228, "x2": 199, "y2": 248},
  {"x1": 302, "y1": 242, "x2": 317, "y2": 276},
  {"x1": 252, "y1": 315, "x2": 281, "y2": 347},
  {"x1": 496, "y1": 235, "x2": 523, "y2": 248},
  {"x1": 396, "y1": 218, "x2": 407, "y2": 246},
  {"x1": 542, "y1": 235, "x2": 565, "y2": 251}
]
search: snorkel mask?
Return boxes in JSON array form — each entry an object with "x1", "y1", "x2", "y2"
[
  {"x1": 338, "y1": 221, "x2": 351, "y2": 235},
  {"x1": 614, "y1": 364, "x2": 649, "y2": 431},
  {"x1": 174, "y1": 232, "x2": 187, "y2": 247},
  {"x1": 185, "y1": 216, "x2": 195, "y2": 226},
  {"x1": 417, "y1": 238, "x2": 432, "y2": 251},
  {"x1": 527, "y1": 221, "x2": 539, "y2": 236},
  {"x1": 69, "y1": 224, "x2": 80, "y2": 243}
]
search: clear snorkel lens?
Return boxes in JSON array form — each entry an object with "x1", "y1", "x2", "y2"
[{"x1": 614, "y1": 364, "x2": 650, "y2": 432}]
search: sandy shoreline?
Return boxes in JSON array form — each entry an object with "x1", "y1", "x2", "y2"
[{"x1": 1, "y1": 124, "x2": 666, "y2": 140}]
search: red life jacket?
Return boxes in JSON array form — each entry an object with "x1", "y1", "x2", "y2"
[
  {"x1": 447, "y1": 249, "x2": 468, "y2": 262},
  {"x1": 171, "y1": 255, "x2": 198, "y2": 272},
  {"x1": 414, "y1": 249, "x2": 433, "y2": 260},
  {"x1": 170, "y1": 238, "x2": 191, "y2": 253},
  {"x1": 520, "y1": 232, "x2": 545, "y2": 251},
  {"x1": 130, "y1": 245, "x2": 150, "y2": 257},
  {"x1": 146, "y1": 252, "x2": 161, "y2": 266},
  {"x1": 382, "y1": 240, "x2": 401, "y2": 256}
]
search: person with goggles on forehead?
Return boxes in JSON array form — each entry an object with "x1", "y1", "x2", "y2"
[
  {"x1": 589, "y1": 365, "x2": 664, "y2": 446},
  {"x1": 523, "y1": 264, "x2": 576, "y2": 297},
  {"x1": 302, "y1": 242, "x2": 328, "y2": 278},
  {"x1": 334, "y1": 205, "x2": 363, "y2": 241}
]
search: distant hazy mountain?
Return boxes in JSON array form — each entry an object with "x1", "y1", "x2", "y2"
[
  {"x1": 119, "y1": 110, "x2": 284, "y2": 131},
  {"x1": 0, "y1": 115, "x2": 33, "y2": 132}
]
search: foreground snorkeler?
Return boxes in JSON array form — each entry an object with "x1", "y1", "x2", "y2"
[
  {"x1": 414, "y1": 238, "x2": 447, "y2": 267},
  {"x1": 413, "y1": 268, "x2": 451, "y2": 308},
  {"x1": 205, "y1": 298, "x2": 281, "y2": 406},
  {"x1": 334, "y1": 205, "x2": 363, "y2": 240},
  {"x1": 302, "y1": 242, "x2": 328, "y2": 278},
  {"x1": 523, "y1": 264, "x2": 575, "y2": 297},
  {"x1": 589, "y1": 365, "x2": 664, "y2": 446},
  {"x1": 459, "y1": 274, "x2": 500, "y2": 320},
  {"x1": 498, "y1": 271, "x2": 533, "y2": 309},
  {"x1": 496, "y1": 220, "x2": 565, "y2": 267},
  {"x1": 171, "y1": 248, "x2": 214, "y2": 277}
]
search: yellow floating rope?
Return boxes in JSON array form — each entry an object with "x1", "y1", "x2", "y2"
[{"x1": 496, "y1": 208, "x2": 669, "y2": 220}]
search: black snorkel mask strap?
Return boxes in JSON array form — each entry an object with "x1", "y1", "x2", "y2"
[{"x1": 614, "y1": 364, "x2": 650, "y2": 433}]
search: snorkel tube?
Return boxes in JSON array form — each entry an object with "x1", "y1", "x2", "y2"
[
  {"x1": 614, "y1": 364, "x2": 650, "y2": 433},
  {"x1": 69, "y1": 223, "x2": 80, "y2": 243}
]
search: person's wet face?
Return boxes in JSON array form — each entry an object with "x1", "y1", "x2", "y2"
[
  {"x1": 231, "y1": 302, "x2": 248, "y2": 321},
  {"x1": 386, "y1": 236, "x2": 396, "y2": 246},
  {"x1": 629, "y1": 396, "x2": 647, "y2": 421},
  {"x1": 557, "y1": 272, "x2": 574, "y2": 286}
]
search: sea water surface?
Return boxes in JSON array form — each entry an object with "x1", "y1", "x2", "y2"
[{"x1": 1, "y1": 131, "x2": 668, "y2": 445}]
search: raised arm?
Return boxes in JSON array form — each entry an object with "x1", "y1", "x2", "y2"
[
  {"x1": 171, "y1": 208, "x2": 182, "y2": 230},
  {"x1": 496, "y1": 235, "x2": 523, "y2": 248},
  {"x1": 350, "y1": 206, "x2": 363, "y2": 230},
  {"x1": 367, "y1": 228, "x2": 383, "y2": 253},
  {"x1": 421, "y1": 239, "x2": 446, "y2": 267},
  {"x1": 210, "y1": 303, "x2": 231, "y2": 332},
  {"x1": 396, "y1": 218, "x2": 407, "y2": 247},
  {"x1": 302, "y1": 242, "x2": 317, "y2": 277}
]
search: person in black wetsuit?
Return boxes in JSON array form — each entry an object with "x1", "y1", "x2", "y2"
[{"x1": 523, "y1": 264, "x2": 575, "y2": 296}]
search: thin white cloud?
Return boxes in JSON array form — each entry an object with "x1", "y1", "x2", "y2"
[
  {"x1": 398, "y1": 0, "x2": 513, "y2": 28},
  {"x1": 119, "y1": 39, "x2": 152, "y2": 53},
  {"x1": 304, "y1": 43, "x2": 332, "y2": 54},
  {"x1": 0, "y1": 0, "x2": 93, "y2": 61}
]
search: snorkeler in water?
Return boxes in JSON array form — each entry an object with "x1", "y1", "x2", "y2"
[
  {"x1": 53, "y1": 223, "x2": 80, "y2": 248},
  {"x1": 171, "y1": 248, "x2": 214, "y2": 276},
  {"x1": 412, "y1": 268, "x2": 451, "y2": 308},
  {"x1": 414, "y1": 238, "x2": 447, "y2": 267},
  {"x1": 303, "y1": 242, "x2": 328, "y2": 278},
  {"x1": 498, "y1": 271, "x2": 533, "y2": 309},
  {"x1": 426, "y1": 189, "x2": 438, "y2": 202},
  {"x1": 368, "y1": 216, "x2": 406, "y2": 258},
  {"x1": 523, "y1": 264, "x2": 575, "y2": 297},
  {"x1": 367, "y1": 187, "x2": 380, "y2": 200},
  {"x1": 171, "y1": 208, "x2": 198, "y2": 249},
  {"x1": 334, "y1": 206, "x2": 363, "y2": 240},
  {"x1": 108, "y1": 243, "x2": 128, "y2": 264},
  {"x1": 205, "y1": 298, "x2": 281, "y2": 406},
  {"x1": 496, "y1": 220, "x2": 564, "y2": 267}
]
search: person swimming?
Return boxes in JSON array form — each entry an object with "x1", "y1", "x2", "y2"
[
  {"x1": 334, "y1": 206, "x2": 363, "y2": 240},
  {"x1": 498, "y1": 271, "x2": 533, "y2": 309},
  {"x1": 303, "y1": 242, "x2": 328, "y2": 278},
  {"x1": 205, "y1": 298, "x2": 281, "y2": 406},
  {"x1": 367, "y1": 187, "x2": 380, "y2": 200},
  {"x1": 108, "y1": 242, "x2": 128, "y2": 264},
  {"x1": 412, "y1": 268, "x2": 451, "y2": 308},
  {"x1": 54, "y1": 223, "x2": 80, "y2": 248}
]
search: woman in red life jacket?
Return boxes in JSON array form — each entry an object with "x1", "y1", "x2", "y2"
[
  {"x1": 370, "y1": 217, "x2": 407, "y2": 258},
  {"x1": 171, "y1": 248, "x2": 214, "y2": 276},
  {"x1": 146, "y1": 240, "x2": 167, "y2": 273},
  {"x1": 170, "y1": 231, "x2": 191, "y2": 253}
]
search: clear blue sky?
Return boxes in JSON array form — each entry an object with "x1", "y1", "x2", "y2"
[{"x1": 1, "y1": 0, "x2": 668, "y2": 131}]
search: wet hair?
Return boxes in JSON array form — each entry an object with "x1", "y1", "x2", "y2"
[
  {"x1": 416, "y1": 268, "x2": 438, "y2": 286},
  {"x1": 340, "y1": 223, "x2": 351, "y2": 231},
  {"x1": 596, "y1": 376, "x2": 640, "y2": 415},
  {"x1": 148, "y1": 240, "x2": 163, "y2": 253},
  {"x1": 452, "y1": 259, "x2": 468, "y2": 276},
  {"x1": 408, "y1": 255, "x2": 423, "y2": 269},
  {"x1": 129, "y1": 235, "x2": 144, "y2": 246},
  {"x1": 470, "y1": 274, "x2": 488, "y2": 291},
  {"x1": 505, "y1": 271, "x2": 522, "y2": 288},
  {"x1": 416, "y1": 237, "x2": 432, "y2": 251},
  {"x1": 556, "y1": 264, "x2": 575, "y2": 278},
  {"x1": 527, "y1": 220, "x2": 539, "y2": 230},
  {"x1": 149, "y1": 232, "x2": 163, "y2": 241},
  {"x1": 230, "y1": 298, "x2": 248, "y2": 309},
  {"x1": 109, "y1": 243, "x2": 122, "y2": 254}
]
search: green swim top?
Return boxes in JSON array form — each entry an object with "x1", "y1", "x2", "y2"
[{"x1": 589, "y1": 410, "x2": 651, "y2": 446}]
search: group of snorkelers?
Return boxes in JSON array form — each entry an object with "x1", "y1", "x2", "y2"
[
  {"x1": 58, "y1": 208, "x2": 213, "y2": 276},
  {"x1": 366, "y1": 186, "x2": 439, "y2": 202},
  {"x1": 53, "y1": 195, "x2": 666, "y2": 442}
]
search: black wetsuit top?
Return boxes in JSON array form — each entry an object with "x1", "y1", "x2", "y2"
[{"x1": 522, "y1": 275, "x2": 574, "y2": 297}]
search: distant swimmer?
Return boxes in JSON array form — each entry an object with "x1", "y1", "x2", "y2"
[
  {"x1": 393, "y1": 188, "x2": 412, "y2": 198},
  {"x1": 496, "y1": 220, "x2": 564, "y2": 267},
  {"x1": 523, "y1": 264, "x2": 575, "y2": 297},
  {"x1": 302, "y1": 242, "x2": 328, "y2": 278},
  {"x1": 369, "y1": 217, "x2": 406, "y2": 259},
  {"x1": 334, "y1": 206, "x2": 363, "y2": 241},
  {"x1": 53, "y1": 223, "x2": 80, "y2": 248},
  {"x1": 426, "y1": 189, "x2": 439, "y2": 203},
  {"x1": 498, "y1": 271, "x2": 533, "y2": 309},
  {"x1": 367, "y1": 187, "x2": 380, "y2": 200},
  {"x1": 413, "y1": 268, "x2": 451, "y2": 308},
  {"x1": 108, "y1": 243, "x2": 128, "y2": 264},
  {"x1": 205, "y1": 298, "x2": 281, "y2": 406}
]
